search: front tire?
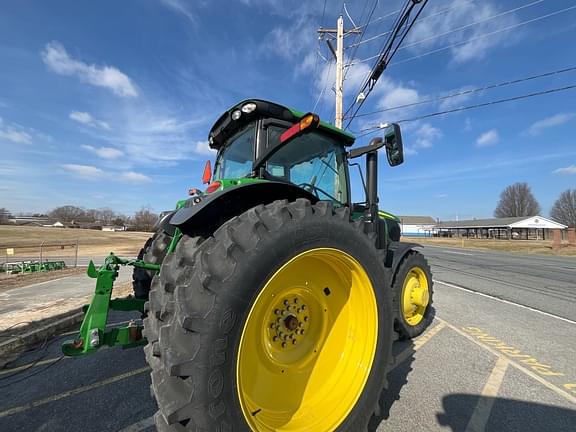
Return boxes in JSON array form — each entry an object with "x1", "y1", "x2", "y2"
[
  {"x1": 144, "y1": 199, "x2": 394, "y2": 431},
  {"x1": 392, "y1": 251, "x2": 434, "y2": 339}
]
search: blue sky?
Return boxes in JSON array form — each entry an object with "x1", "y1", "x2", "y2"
[{"x1": 0, "y1": 0, "x2": 575, "y2": 220}]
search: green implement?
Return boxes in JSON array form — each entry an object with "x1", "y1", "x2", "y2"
[{"x1": 62, "y1": 253, "x2": 159, "y2": 356}]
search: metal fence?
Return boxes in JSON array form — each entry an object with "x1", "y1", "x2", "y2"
[{"x1": 0, "y1": 240, "x2": 79, "y2": 273}]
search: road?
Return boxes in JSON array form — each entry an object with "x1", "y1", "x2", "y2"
[
  {"x1": 424, "y1": 245, "x2": 576, "y2": 321},
  {"x1": 0, "y1": 246, "x2": 574, "y2": 431}
]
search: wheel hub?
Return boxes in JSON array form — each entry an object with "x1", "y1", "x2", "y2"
[
  {"x1": 269, "y1": 296, "x2": 309, "y2": 348},
  {"x1": 401, "y1": 266, "x2": 429, "y2": 325}
]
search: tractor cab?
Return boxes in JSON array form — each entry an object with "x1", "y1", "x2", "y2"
[{"x1": 207, "y1": 99, "x2": 355, "y2": 206}]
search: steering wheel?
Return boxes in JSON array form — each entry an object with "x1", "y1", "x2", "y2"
[
  {"x1": 298, "y1": 183, "x2": 320, "y2": 198},
  {"x1": 298, "y1": 183, "x2": 341, "y2": 203}
]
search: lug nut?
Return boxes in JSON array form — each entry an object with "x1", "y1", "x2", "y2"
[
  {"x1": 294, "y1": 298, "x2": 298, "y2": 304},
  {"x1": 282, "y1": 342, "x2": 287, "y2": 348},
  {"x1": 273, "y1": 336, "x2": 278, "y2": 341},
  {"x1": 292, "y1": 339, "x2": 297, "y2": 344},
  {"x1": 304, "y1": 316, "x2": 309, "y2": 322},
  {"x1": 275, "y1": 309, "x2": 281, "y2": 315},
  {"x1": 301, "y1": 305, "x2": 307, "y2": 310},
  {"x1": 283, "y1": 300, "x2": 289, "y2": 306}
]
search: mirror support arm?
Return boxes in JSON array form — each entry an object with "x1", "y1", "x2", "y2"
[{"x1": 347, "y1": 137, "x2": 385, "y2": 159}]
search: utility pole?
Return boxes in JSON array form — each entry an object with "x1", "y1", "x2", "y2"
[{"x1": 318, "y1": 15, "x2": 361, "y2": 129}]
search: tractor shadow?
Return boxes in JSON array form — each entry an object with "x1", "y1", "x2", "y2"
[
  {"x1": 368, "y1": 334, "x2": 416, "y2": 431},
  {"x1": 437, "y1": 394, "x2": 576, "y2": 432}
]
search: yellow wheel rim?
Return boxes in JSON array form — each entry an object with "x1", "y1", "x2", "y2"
[
  {"x1": 237, "y1": 248, "x2": 378, "y2": 432},
  {"x1": 401, "y1": 266, "x2": 429, "y2": 326}
]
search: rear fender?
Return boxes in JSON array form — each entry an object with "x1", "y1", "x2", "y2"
[
  {"x1": 153, "y1": 210, "x2": 177, "y2": 237},
  {"x1": 170, "y1": 181, "x2": 319, "y2": 237}
]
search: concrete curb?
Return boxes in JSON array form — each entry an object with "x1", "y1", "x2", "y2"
[{"x1": 0, "y1": 309, "x2": 84, "y2": 367}]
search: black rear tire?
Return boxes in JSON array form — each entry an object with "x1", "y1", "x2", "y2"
[
  {"x1": 393, "y1": 251, "x2": 434, "y2": 340},
  {"x1": 132, "y1": 231, "x2": 172, "y2": 299},
  {"x1": 144, "y1": 199, "x2": 394, "y2": 431}
]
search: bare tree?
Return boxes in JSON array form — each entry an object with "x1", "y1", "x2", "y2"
[
  {"x1": 0, "y1": 208, "x2": 11, "y2": 224},
  {"x1": 131, "y1": 207, "x2": 158, "y2": 232},
  {"x1": 49, "y1": 205, "x2": 87, "y2": 223},
  {"x1": 494, "y1": 182, "x2": 541, "y2": 218},
  {"x1": 551, "y1": 189, "x2": 576, "y2": 227}
]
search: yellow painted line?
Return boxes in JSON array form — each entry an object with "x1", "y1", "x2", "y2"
[
  {"x1": 436, "y1": 317, "x2": 576, "y2": 405},
  {"x1": 0, "y1": 366, "x2": 150, "y2": 418},
  {"x1": 464, "y1": 357, "x2": 509, "y2": 432},
  {"x1": 391, "y1": 321, "x2": 446, "y2": 370}
]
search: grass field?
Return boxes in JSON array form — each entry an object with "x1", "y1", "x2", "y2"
[
  {"x1": 410, "y1": 236, "x2": 576, "y2": 256},
  {"x1": 0, "y1": 226, "x2": 151, "y2": 257}
]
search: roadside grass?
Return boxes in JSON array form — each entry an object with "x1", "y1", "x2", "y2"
[
  {"x1": 411, "y1": 237, "x2": 576, "y2": 256},
  {"x1": 0, "y1": 226, "x2": 151, "y2": 257}
]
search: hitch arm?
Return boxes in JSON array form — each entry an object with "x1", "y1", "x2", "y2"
[{"x1": 62, "y1": 253, "x2": 160, "y2": 356}]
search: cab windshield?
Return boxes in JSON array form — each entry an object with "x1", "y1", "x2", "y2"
[
  {"x1": 213, "y1": 123, "x2": 255, "y2": 180},
  {"x1": 265, "y1": 125, "x2": 348, "y2": 205}
]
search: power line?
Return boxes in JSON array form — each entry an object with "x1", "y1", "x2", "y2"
[
  {"x1": 355, "y1": 8, "x2": 401, "y2": 30},
  {"x1": 342, "y1": 0, "x2": 379, "y2": 84},
  {"x1": 400, "y1": 0, "x2": 544, "y2": 51},
  {"x1": 353, "y1": 3, "x2": 576, "y2": 66},
  {"x1": 348, "y1": 65, "x2": 576, "y2": 118},
  {"x1": 313, "y1": 60, "x2": 335, "y2": 115},
  {"x1": 358, "y1": 84, "x2": 576, "y2": 137},
  {"x1": 309, "y1": 0, "x2": 329, "y2": 108},
  {"x1": 347, "y1": 0, "x2": 476, "y2": 50},
  {"x1": 344, "y1": 0, "x2": 430, "y2": 128}
]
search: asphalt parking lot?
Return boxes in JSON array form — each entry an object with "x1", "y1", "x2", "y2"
[{"x1": 1, "y1": 245, "x2": 575, "y2": 431}]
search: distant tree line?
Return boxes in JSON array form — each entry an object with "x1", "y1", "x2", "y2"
[{"x1": 0, "y1": 205, "x2": 159, "y2": 232}]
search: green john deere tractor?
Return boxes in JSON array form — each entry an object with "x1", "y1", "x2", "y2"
[{"x1": 63, "y1": 99, "x2": 433, "y2": 431}]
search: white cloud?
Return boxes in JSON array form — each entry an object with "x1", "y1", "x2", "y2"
[
  {"x1": 476, "y1": 129, "x2": 499, "y2": 147},
  {"x1": 61, "y1": 164, "x2": 104, "y2": 180},
  {"x1": 194, "y1": 140, "x2": 216, "y2": 156},
  {"x1": 404, "y1": 0, "x2": 521, "y2": 64},
  {"x1": 69, "y1": 111, "x2": 110, "y2": 130},
  {"x1": 527, "y1": 113, "x2": 576, "y2": 136},
  {"x1": 404, "y1": 146, "x2": 418, "y2": 156},
  {"x1": 0, "y1": 117, "x2": 33, "y2": 144},
  {"x1": 553, "y1": 165, "x2": 576, "y2": 175},
  {"x1": 61, "y1": 163, "x2": 150, "y2": 183},
  {"x1": 415, "y1": 123, "x2": 442, "y2": 149},
  {"x1": 41, "y1": 41, "x2": 138, "y2": 97},
  {"x1": 159, "y1": 0, "x2": 197, "y2": 24},
  {"x1": 81, "y1": 144, "x2": 124, "y2": 159},
  {"x1": 119, "y1": 171, "x2": 151, "y2": 183}
]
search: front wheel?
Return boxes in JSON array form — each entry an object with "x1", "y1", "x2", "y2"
[
  {"x1": 144, "y1": 199, "x2": 394, "y2": 431},
  {"x1": 392, "y1": 251, "x2": 434, "y2": 339}
]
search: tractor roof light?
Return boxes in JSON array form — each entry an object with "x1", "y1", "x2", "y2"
[
  {"x1": 241, "y1": 102, "x2": 257, "y2": 113},
  {"x1": 280, "y1": 113, "x2": 320, "y2": 143},
  {"x1": 231, "y1": 110, "x2": 242, "y2": 121}
]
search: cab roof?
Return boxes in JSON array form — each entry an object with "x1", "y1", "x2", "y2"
[{"x1": 208, "y1": 99, "x2": 356, "y2": 149}]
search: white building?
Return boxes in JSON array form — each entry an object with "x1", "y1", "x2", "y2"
[
  {"x1": 398, "y1": 216, "x2": 436, "y2": 237},
  {"x1": 435, "y1": 215, "x2": 567, "y2": 239}
]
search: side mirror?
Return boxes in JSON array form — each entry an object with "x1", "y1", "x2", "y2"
[
  {"x1": 384, "y1": 123, "x2": 404, "y2": 167},
  {"x1": 202, "y1": 160, "x2": 212, "y2": 184}
]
